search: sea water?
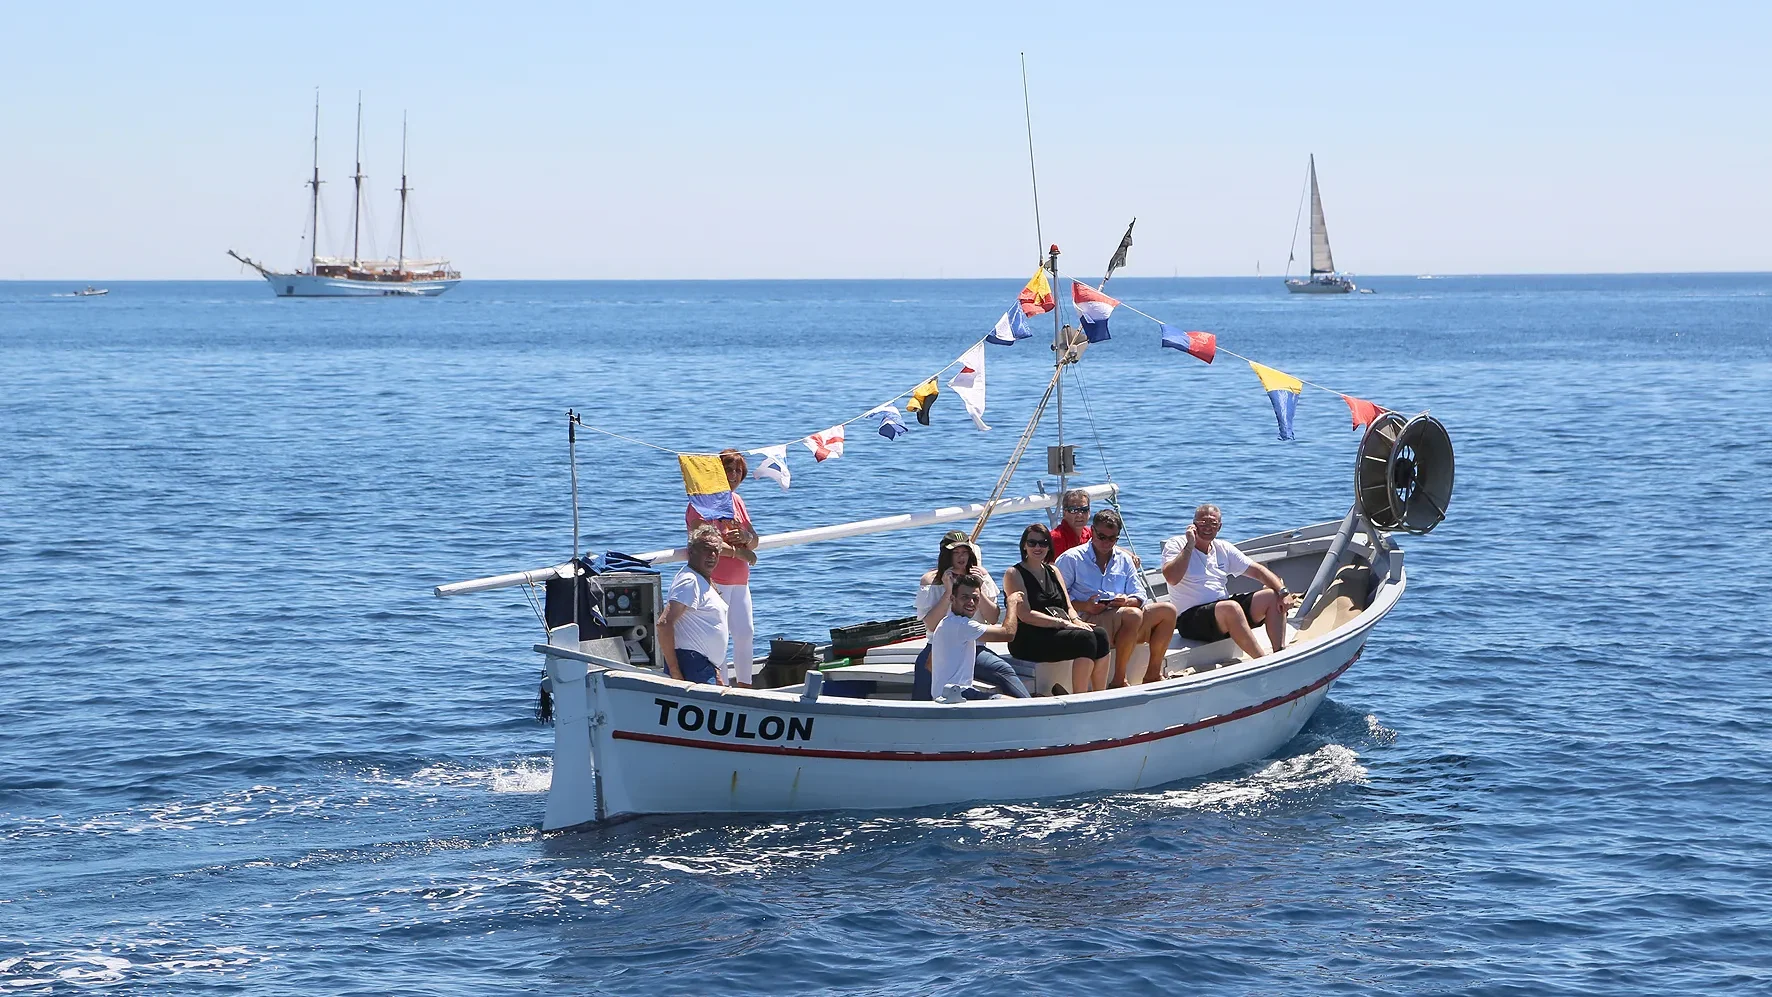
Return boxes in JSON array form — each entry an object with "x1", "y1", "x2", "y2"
[{"x1": 2, "y1": 275, "x2": 1769, "y2": 993}]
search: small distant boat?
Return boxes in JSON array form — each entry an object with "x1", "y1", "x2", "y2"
[
  {"x1": 1285, "y1": 155, "x2": 1357, "y2": 295},
  {"x1": 229, "y1": 93, "x2": 459, "y2": 298},
  {"x1": 75, "y1": 286, "x2": 108, "y2": 296}
]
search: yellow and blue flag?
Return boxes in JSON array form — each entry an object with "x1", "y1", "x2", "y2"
[
  {"x1": 679, "y1": 453, "x2": 735, "y2": 520},
  {"x1": 1249, "y1": 362, "x2": 1303, "y2": 440}
]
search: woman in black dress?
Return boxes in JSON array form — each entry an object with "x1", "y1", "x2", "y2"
[{"x1": 1002, "y1": 523, "x2": 1111, "y2": 695}]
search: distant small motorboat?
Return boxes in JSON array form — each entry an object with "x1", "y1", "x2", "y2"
[{"x1": 75, "y1": 286, "x2": 109, "y2": 296}]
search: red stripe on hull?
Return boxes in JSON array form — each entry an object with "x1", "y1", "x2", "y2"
[{"x1": 611, "y1": 655, "x2": 1356, "y2": 762}]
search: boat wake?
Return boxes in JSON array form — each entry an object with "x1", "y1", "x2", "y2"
[{"x1": 364, "y1": 757, "x2": 553, "y2": 795}]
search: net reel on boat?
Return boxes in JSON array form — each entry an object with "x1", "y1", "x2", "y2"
[{"x1": 1355, "y1": 411, "x2": 1454, "y2": 535}]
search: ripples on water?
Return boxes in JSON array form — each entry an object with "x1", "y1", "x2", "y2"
[{"x1": 2, "y1": 276, "x2": 1769, "y2": 993}]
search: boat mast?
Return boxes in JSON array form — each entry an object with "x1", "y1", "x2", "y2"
[
  {"x1": 307, "y1": 90, "x2": 322, "y2": 275},
  {"x1": 350, "y1": 92, "x2": 364, "y2": 268},
  {"x1": 1019, "y1": 55, "x2": 1069, "y2": 501},
  {"x1": 1051, "y1": 243, "x2": 1066, "y2": 500},
  {"x1": 396, "y1": 113, "x2": 409, "y2": 275}
]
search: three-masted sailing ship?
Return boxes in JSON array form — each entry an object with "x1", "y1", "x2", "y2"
[
  {"x1": 229, "y1": 94, "x2": 460, "y2": 298},
  {"x1": 1285, "y1": 155, "x2": 1356, "y2": 294}
]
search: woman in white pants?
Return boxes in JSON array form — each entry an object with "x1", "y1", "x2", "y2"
[{"x1": 685, "y1": 449, "x2": 759, "y2": 685}]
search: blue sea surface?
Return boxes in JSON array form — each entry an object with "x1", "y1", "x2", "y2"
[{"x1": 2, "y1": 275, "x2": 1769, "y2": 994}]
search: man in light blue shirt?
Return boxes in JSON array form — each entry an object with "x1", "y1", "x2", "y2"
[{"x1": 1053, "y1": 509, "x2": 1177, "y2": 687}]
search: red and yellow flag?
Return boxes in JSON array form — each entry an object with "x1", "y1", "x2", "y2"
[{"x1": 1018, "y1": 269, "x2": 1055, "y2": 316}]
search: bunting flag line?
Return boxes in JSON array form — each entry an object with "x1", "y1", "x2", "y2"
[
  {"x1": 1102, "y1": 218, "x2": 1135, "y2": 284},
  {"x1": 906, "y1": 378, "x2": 941, "y2": 425},
  {"x1": 866, "y1": 403, "x2": 910, "y2": 440},
  {"x1": 947, "y1": 343, "x2": 991, "y2": 431},
  {"x1": 1018, "y1": 269, "x2": 1055, "y2": 316},
  {"x1": 748, "y1": 444, "x2": 792, "y2": 490},
  {"x1": 1342, "y1": 395, "x2": 1383, "y2": 431},
  {"x1": 1160, "y1": 324, "x2": 1217, "y2": 364},
  {"x1": 986, "y1": 304, "x2": 1034, "y2": 346},
  {"x1": 1072, "y1": 282, "x2": 1120, "y2": 343},
  {"x1": 679, "y1": 453, "x2": 736, "y2": 518},
  {"x1": 1249, "y1": 362, "x2": 1303, "y2": 441},
  {"x1": 803, "y1": 425, "x2": 846, "y2": 462}
]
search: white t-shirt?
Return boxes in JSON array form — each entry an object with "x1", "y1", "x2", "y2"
[
  {"x1": 667, "y1": 567, "x2": 729, "y2": 661},
  {"x1": 915, "y1": 574, "x2": 1000, "y2": 624},
  {"x1": 929, "y1": 612, "x2": 989, "y2": 700},
  {"x1": 1161, "y1": 536, "x2": 1252, "y2": 612}
]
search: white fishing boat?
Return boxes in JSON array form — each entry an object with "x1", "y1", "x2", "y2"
[
  {"x1": 1285, "y1": 155, "x2": 1357, "y2": 295},
  {"x1": 229, "y1": 94, "x2": 459, "y2": 298},
  {"x1": 436, "y1": 244, "x2": 1455, "y2": 830},
  {"x1": 74, "y1": 286, "x2": 109, "y2": 296}
]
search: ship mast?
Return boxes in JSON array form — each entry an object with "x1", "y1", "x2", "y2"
[
  {"x1": 1020, "y1": 55, "x2": 1069, "y2": 500},
  {"x1": 350, "y1": 92, "x2": 364, "y2": 268},
  {"x1": 306, "y1": 90, "x2": 323, "y2": 275},
  {"x1": 396, "y1": 113, "x2": 409, "y2": 276}
]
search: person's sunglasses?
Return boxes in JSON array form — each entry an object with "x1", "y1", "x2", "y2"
[
  {"x1": 1023, "y1": 537, "x2": 1051, "y2": 547},
  {"x1": 1063, "y1": 505, "x2": 1089, "y2": 514}
]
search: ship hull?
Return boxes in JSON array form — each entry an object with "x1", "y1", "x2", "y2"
[
  {"x1": 1285, "y1": 277, "x2": 1355, "y2": 294},
  {"x1": 259, "y1": 272, "x2": 459, "y2": 297}
]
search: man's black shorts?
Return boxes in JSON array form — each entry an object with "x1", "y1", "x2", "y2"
[{"x1": 1176, "y1": 592, "x2": 1258, "y2": 642}]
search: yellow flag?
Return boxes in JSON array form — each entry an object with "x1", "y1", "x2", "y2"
[
  {"x1": 1018, "y1": 269, "x2": 1055, "y2": 316},
  {"x1": 906, "y1": 378, "x2": 941, "y2": 425},
  {"x1": 1249, "y1": 362, "x2": 1302, "y2": 395},
  {"x1": 679, "y1": 453, "x2": 736, "y2": 519}
]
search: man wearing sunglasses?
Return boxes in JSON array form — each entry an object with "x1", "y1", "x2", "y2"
[
  {"x1": 1055, "y1": 509, "x2": 1178, "y2": 687},
  {"x1": 1050, "y1": 489, "x2": 1094, "y2": 558}
]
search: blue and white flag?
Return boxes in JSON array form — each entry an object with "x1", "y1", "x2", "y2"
[
  {"x1": 747, "y1": 444, "x2": 792, "y2": 490},
  {"x1": 865, "y1": 403, "x2": 910, "y2": 440},
  {"x1": 986, "y1": 304, "x2": 1034, "y2": 346}
]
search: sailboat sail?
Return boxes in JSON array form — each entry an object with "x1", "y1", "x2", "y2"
[{"x1": 1308, "y1": 155, "x2": 1335, "y2": 275}]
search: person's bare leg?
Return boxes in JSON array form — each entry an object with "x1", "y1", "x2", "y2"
[
  {"x1": 1138, "y1": 603, "x2": 1177, "y2": 683},
  {"x1": 1108, "y1": 606, "x2": 1142, "y2": 687},
  {"x1": 1251, "y1": 590, "x2": 1286, "y2": 652},
  {"x1": 1070, "y1": 656, "x2": 1092, "y2": 694},
  {"x1": 1215, "y1": 600, "x2": 1265, "y2": 658}
]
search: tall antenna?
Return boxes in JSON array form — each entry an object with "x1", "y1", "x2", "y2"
[
  {"x1": 350, "y1": 92, "x2": 365, "y2": 267},
  {"x1": 1019, "y1": 53, "x2": 1043, "y2": 261},
  {"x1": 1020, "y1": 55, "x2": 1069, "y2": 502},
  {"x1": 396, "y1": 112, "x2": 409, "y2": 275},
  {"x1": 307, "y1": 89, "x2": 323, "y2": 274}
]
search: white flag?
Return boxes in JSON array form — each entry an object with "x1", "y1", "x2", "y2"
[
  {"x1": 748, "y1": 445, "x2": 792, "y2": 490},
  {"x1": 803, "y1": 424, "x2": 846, "y2": 462},
  {"x1": 947, "y1": 343, "x2": 991, "y2": 431}
]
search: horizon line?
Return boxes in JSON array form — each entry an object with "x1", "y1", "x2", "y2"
[{"x1": 6, "y1": 269, "x2": 1772, "y2": 284}]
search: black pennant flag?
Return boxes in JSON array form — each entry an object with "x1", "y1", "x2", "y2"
[{"x1": 1103, "y1": 218, "x2": 1136, "y2": 284}]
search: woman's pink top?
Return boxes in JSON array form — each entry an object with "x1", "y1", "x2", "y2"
[{"x1": 685, "y1": 491, "x2": 753, "y2": 586}]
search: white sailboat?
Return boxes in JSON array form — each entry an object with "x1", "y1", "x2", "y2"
[
  {"x1": 1285, "y1": 155, "x2": 1356, "y2": 294},
  {"x1": 435, "y1": 242, "x2": 1456, "y2": 829},
  {"x1": 229, "y1": 94, "x2": 459, "y2": 298}
]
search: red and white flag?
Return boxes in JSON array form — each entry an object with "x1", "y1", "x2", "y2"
[
  {"x1": 946, "y1": 343, "x2": 990, "y2": 431},
  {"x1": 802, "y1": 425, "x2": 846, "y2": 462}
]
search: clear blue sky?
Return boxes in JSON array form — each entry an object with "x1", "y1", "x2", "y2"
[{"x1": 4, "y1": 2, "x2": 1768, "y2": 279}]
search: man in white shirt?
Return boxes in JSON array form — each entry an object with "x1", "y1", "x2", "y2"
[
  {"x1": 658, "y1": 525, "x2": 729, "y2": 685},
  {"x1": 928, "y1": 575, "x2": 1022, "y2": 702},
  {"x1": 1161, "y1": 504, "x2": 1300, "y2": 659}
]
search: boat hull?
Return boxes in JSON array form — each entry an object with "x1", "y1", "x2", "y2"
[
  {"x1": 1286, "y1": 277, "x2": 1355, "y2": 294},
  {"x1": 259, "y1": 272, "x2": 459, "y2": 297},
  {"x1": 542, "y1": 538, "x2": 1404, "y2": 828}
]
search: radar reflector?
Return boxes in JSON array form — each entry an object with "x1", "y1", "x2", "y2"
[{"x1": 1354, "y1": 412, "x2": 1454, "y2": 534}]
